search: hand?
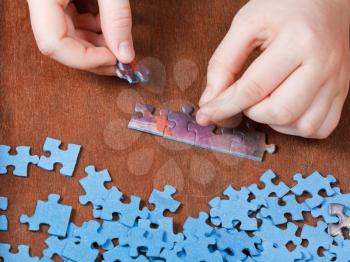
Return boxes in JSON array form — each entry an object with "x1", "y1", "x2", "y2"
[
  {"x1": 197, "y1": 0, "x2": 350, "y2": 139},
  {"x1": 27, "y1": 0, "x2": 134, "y2": 75}
]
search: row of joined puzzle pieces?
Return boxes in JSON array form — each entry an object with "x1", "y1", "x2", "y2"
[
  {"x1": 1, "y1": 139, "x2": 350, "y2": 261},
  {"x1": 128, "y1": 103, "x2": 276, "y2": 162}
]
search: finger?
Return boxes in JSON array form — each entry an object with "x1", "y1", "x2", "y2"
[
  {"x1": 65, "y1": 2, "x2": 78, "y2": 18},
  {"x1": 315, "y1": 95, "x2": 346, "y2": 139},
  {"x1": 88, "y1": 65, "x2": 117, "y2": 76},
  {"x1": 98, "y1": 0, "x2": 135, "y2": 63},
  {"x1": 199, "y1": 19, "x2": 263, "y2": 106},
  {"x1": 244, "y1": 64, "x2": 324, "y2": 125},
  {"x1": 27, "y1": 0, "x2": 116, "y2": 69},
  {"x1": 73, "y1": 13, "x2": 102, "y2": 33},
  {"x1": 75, "y1": 30, "x2": 107, "y2": 47},
  {"x1": 196, "y1": 38, "x2": 302, "y2": 126}
]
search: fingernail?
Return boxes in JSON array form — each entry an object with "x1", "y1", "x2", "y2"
[
  {"x1": 199, "y1": 88, "x2": 213, "y2": 106},
  {"x1": 118, "y1": 41, "x2": 134, "y2": 62}
]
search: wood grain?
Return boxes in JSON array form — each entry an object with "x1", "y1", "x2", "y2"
[{"x1": 0, "y1": 0, "x2": 349, "y2": 259}]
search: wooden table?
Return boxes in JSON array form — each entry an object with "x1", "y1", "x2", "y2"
[{"x1": 1, "y1": 0, "x2": 349, "y2": 258}]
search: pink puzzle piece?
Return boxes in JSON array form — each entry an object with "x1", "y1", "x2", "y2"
[{"x1": 128, "y1": 103, "x2": 276, "y2": 162}]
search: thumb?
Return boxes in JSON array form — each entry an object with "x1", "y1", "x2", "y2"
[{"x1": 98, "y1": 0, "x2": 135, "y2": 63}]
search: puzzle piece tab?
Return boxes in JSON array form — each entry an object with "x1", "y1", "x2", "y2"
[
  {"x1": 0, "y1": 145, "x2": 39, "y2": 177},
  {"x1": 116, "y1": 61, "x2": 150, "y2": 84},
  {"x1": 37, "y1": 137, "x2": 81, "y2": 177},
  {"x1": 20, "y1": 194, "x2": 72, "y2": 237}
]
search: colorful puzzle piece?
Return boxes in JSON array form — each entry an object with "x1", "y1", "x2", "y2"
[
  {"x1": 37, "y1": 137, "x2": 81, "y2": 177},
  {"x1": 0, "y1": 196, "x2": 8, "y2": 231},
  {"x1": 0, "y1": 145, "x2": 39, "y2": 177},
  {"x1": 20, "y1": 194, "x2": 72, "y2": 237},
  {"x1": 116, "y1": 61, "x2": 150, "y2": 84},
  {"x1": 128, "y1": 103, "x2": 276, "y2": 162}
]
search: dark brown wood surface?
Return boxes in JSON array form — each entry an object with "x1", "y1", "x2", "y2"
[{"x1": 0, "y1": 0, "x2": 349, "y2": 259}]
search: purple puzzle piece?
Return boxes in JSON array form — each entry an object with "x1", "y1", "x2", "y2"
[{"x1": 166, "y1": 105, "x2": 196, "y2": 145}]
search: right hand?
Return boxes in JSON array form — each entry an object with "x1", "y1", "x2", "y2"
[{"x1": 27, "y1": 0, "x2": 134, "y2": 76}]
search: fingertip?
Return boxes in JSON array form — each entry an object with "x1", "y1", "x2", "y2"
[
  {"x1": 196, "y1": 110, "x2": 212, "y2": 126},
  {"x1": 116, "y1": 40, "x2": 135, "y2": 63}
]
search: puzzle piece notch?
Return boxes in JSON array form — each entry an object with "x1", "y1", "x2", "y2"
[
  {"x1": 37, "y1": 137, "x2": 81, "y2": 177},
  {"x1": 79, "y1": 165, "x2": 112, "y2": 206},
  {"x1": 20, "y1": 194, "x2": 72, "y2": 237},
  {"x1": 248, "y1": 169, "x2": 290, "y2": 207},
  {"x1": 145, "y1": 185, "x2": 181, "y2": 224},
  {"x1": 209, "y1": 186, "x2": 259, "y2": 230},
  {"x1": 291, "y1": 171, "x2": 337, "y2": 208},
  {"x1": 0, "y1": 244, "x2": 39, "y2": 262},
  {"x1": 116, "y1": 61, "x2": 150, "y2": 84},
  {"x1": 260, "y1": 195, "x2": 310, "y2": 225},
  {"x1": 0, "y1": 145, "x2": 39, "y2": 177}
]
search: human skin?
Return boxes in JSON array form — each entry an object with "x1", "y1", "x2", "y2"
[{"x1": 197, "y1": 0, "x2": 350, "y2": 139}]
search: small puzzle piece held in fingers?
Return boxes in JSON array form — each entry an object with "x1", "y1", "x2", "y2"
[
  {"x1": 116, "y1": 61, "x2": 150, "y2": 84},
  {"x1": 20, "y1": 194, "x2": 72, "y2": 237},
  {"x1": 37, "y1": 137, "x2": 81, "y2": 177},
  {"x1": 0, "y1": 145, "x2": 39, "y2": 177}
]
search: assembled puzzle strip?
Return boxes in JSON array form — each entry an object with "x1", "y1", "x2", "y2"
[{"x1": 128, "y1": 103, "x2": 276, "y2": 161}]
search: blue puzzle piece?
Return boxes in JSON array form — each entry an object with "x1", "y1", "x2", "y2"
[
  {"x1": 183, "y1": 212, "x2": 213, "y2": 239},
  {"x1": 300, "y1": 221, "x2": 334, "y2": 260},
  {"x1": 73, "y1": 220, "x2": 107, "y2": 247},
  {"x1": 145, "y1": 185, "x2": 181, "y2": 224},
  {"x1": 0, "y1": 244, "x2": 39, "y2": 262},
  {"x1": 103, "y1": 246, "x2": 149, "y2": 262},
  {"x1": 43, "y1": 223, "x2": 78, "y2": 260},
  {"x1": 209, "y1": 186, "x2": 258, "y2": 230},
  {"x1": 37, "y1": 137, "x2": 81, "y2": 177},
  {"x1": 260, "y1": 195, "x2": 310, "y2": 225},
  {"x1": 248, "y1": 169, "x2": 290, "y2": 207},
  {"x1": 214, "y1": 228, "x2": 261, "y2": 261},
  {"x1": 254, "y1": 217, "x2": 301, "y2": 247},
  {"x1": 62, "y1": 240, "x2": 99, "y2": 262},
  {"x1": 79, "y1": 165, "x2": 112, "y2": 206},
  {"x1": 329, "y1": 236, "x2": 350, "y2": 261},
  {"x1": 253, "y1": 242, "x2": 303, "y2": 262},
  {"x1": 0, "y1": 196, "x2": 8, "y2": 231},
  {"x1": 100, "y1": 220, "x2": 130, "y2": 250},
  {"x1": 20, "y1": 194, "x2": 72, "y2": 237},
  {"x1": 291, "y1": 171, "x2": 337, "y2": 208},
  {"x1": 158, "y1": 217, "x2": 184, "y2": 245},
  {"x1": 94, "y1": 188, "x2": 148, "y2": 227},
  {"x1": 0, "y1": 145, "x2": 39, "y2": 177}
]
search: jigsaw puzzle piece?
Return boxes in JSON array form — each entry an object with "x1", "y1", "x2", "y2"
[
  {"x1": 0, "y1": 145, "x2": 39, "y2": 177},
  {"x1": 100, "y1": 220, "x2": 130, "y2": 250},
  {"x1": 253, "y1": 242, "x2": 303, "y2": 262},
  {"x1": 79, "y1": 165, "x2": 112, "y2": 206},
  {"x1": 103, "y1": 246, "x2": 149, "y2": 262},
  {"x1": 187, "y1": 122, "x2": 217, "y2": 150},
  {"x1": 165, "y1": 105, "x2": 196, "y2": 145},
  {"x1": 260, "y1": 195, "x2": 310, "y2": 225},
  {"x1": 0, "y1": 244, "x2": 39, "y2": 262},
  {"x1": 209, "y1": 186, "x2": 259, "y2": 230},
  {"x1": 116, "y1": 61, "x2": 150, "y2": 84},
  {"x1": 62, "y1": 240, "x2": 99, "y2": 262},
  {"x1": 248, "y1": 169, "x2": 290, "y2": 207},
  {"x1": 291, "y1": 171, "x2": 337, "y2": 208},
  {"x1": 329, "y1": 236, "x2": 350, "y2": 261},
  {"x1": 37, "y1": 137, "x2": 81, "y2": 177},
  {"x1": 183, "y1": 212, "x2": 214, "y2": 239},
  {"x1": 327, "y1": 203, "x2": 350, "y2": 236},
  {"x1": 300, "y1": 221, "x2": 335, "y2": 260},
  {"x1": 20, "y1": 194, "x2": 72, "y2": 237},
  {"x1": 214, "y1": 228, "x2": 261, "y2": 261},
  {"x1": 145, "y1": 185, "x2": 181, "y2": 224}
]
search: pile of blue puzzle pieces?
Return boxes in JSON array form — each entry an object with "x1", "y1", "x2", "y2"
[{"x1": 1, "y1": 137, "x2": 350, "y2": 261}]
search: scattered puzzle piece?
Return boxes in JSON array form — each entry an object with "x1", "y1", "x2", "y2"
[
  {"x1": 0, "y1": 244, "x2": 39, "y2": 262},
  {"x1": 329, "y1": 236, "x2": 350, "y2": 261},
  {"x1": 129, "y1": 103, "x2": 276, "y2": 162},
  {"x1": 103, "y1": 246, "x2": 149, "y2": 262},
  {"x1": 0, "y1": 145, "x2": 38, "y2": 177},
  {"x1": 0, "y1": 196, "x2": 8, "y2": 231},
  {"x1": 116, "y1": 61, "x2": 150, "y2": 84},
  {"x1": 209, "y1": 186, "x2": 258, "y2": 230},
  {"x1": 260, "y1": 195, "x2": 310, "y2": 225},
  {"x1": 291, "y1": 171, "x2": 337, "y2": 208},
  {"x1": 253, "y1": 242, "x2": 303, "y2": 262},
  {"x1": 20, "y1": 194, "x2": 72, "y2": 237},
  {"x1": 248, "y1": 169, "x2": 290, "y2": 207},
  {"x1": 327, "y1": 203, "x2": 350, "y2": 236},
  {"x1": 37, "y1": 137, "x2": 81, "y2": 177}
]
